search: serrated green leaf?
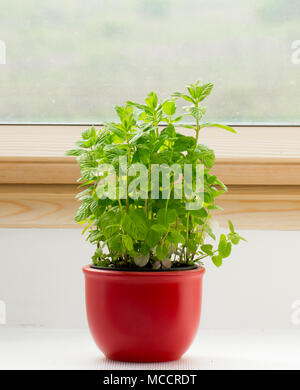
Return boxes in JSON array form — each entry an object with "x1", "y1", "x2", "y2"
[
  {"x1": 65, "y1": 148, "x2": 86, "y2": 157},
  {"x1": 75, "y1": 201, "x2": 92, "y2": 222},
  {"x1": 194, "y1": 144, "x2": 215, "y2": 168},
  {"x1": 188, "y1": 106, "x2": 206, "y2": 120},
  {"x1": 194, "y1": 83, "x2": 213, "y2": 102},
  {"x1": 122, "y1": 235, "x2": 133, "y2": 251},
  {"x1": 122, "y1": 209, "x2": 148, "y2": 241}
]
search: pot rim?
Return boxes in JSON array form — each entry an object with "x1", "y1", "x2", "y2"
[{"x1": 83, "y1": 263, "x2": 205, "y2": 277}]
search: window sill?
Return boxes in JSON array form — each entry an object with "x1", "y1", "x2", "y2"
[{"x1": 1, "y1": 125, "x2": 300, "y2": 229}]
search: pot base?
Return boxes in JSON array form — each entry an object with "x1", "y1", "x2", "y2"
[{"x1": 105, "y1": 352, "x2": 182, "y2": 363}]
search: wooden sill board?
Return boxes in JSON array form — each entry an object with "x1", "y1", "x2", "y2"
[
  {"x1": 1, "y1": 125, "x2": 300, "y2": 185},
  {"x1": 0, "y1": 125, "x2": 300, "y2": 229},
  {"x1": 1, "y1": 184, "x2": 300, "y2": 230}
]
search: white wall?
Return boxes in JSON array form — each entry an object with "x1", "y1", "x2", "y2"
[{"x1": 0, "y1": 229, "x2": 300, "y2": 329}]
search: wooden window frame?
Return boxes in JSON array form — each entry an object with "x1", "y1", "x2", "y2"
[{"x1": 1, "y1": 125, "x2": 300, "y2": 229}]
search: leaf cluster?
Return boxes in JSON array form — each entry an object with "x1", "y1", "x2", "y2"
[{"x1": 66, "y1": 81, "x2": 246, "y2": 269}]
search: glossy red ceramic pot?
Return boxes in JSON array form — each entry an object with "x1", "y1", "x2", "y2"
[{"x1": 83, "y1": 265, "x2": 205, "y2": 362}]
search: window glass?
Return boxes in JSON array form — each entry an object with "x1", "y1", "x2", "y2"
[{"x1": 0, "y1": 0, "x2": 299, "y2": 124}]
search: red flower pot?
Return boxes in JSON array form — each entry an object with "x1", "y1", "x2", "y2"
[{"x1": 83, "y1": 265, "x2": 205, "y2": 362}]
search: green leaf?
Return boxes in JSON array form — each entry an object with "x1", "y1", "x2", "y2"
[
  {"x1": 168, "y1": 230, "x2": 185, "y2": 245},
  {"x1": 156, "y1": 244, "x2": 169, "y2": 261},
  {"x1": 215, "y1": 178, "x2": 228, "y2": 191},
  {"x1": 172, "y1": 91, "x2": 195, "y2": 103},
  {"x1": 194, "y1": 144, "x2": 215, "y2": 168},
  {"x1": 222, "y1": 242, "x2": 232, "y2": 258},
  {"x1": 95, "y1": 129, "x2": 109, "y2": 146},
  {"x1": 218, "y1": 234, "x2": 227, "y2": 257},
  {"x1": 157, "y1": 208, "x2": 176, "y2": 226},
  {"x1": 74, "y1": 200, "x2": 92, "y2": 222},
  {"x1": 90, "y1": 200, "x2": 105, "y2": 217},
  {"x1": 173, "y1": 134, "x2": 195, "y2": 151},
  {"x1": 162, "y1": 124, "x2": 176, "y2": 138},
  {"x1": 145, "y1": 92, "x2": 158, "y2": 109},
  {"x1": 107, "y1": 123, "x2": 127, "y2": 140},
  {"x1": 231, "y1": 236, "x2": 240, "y2": 245},
  {"x1": 122, "y1": 235, "x2": 133, "y2": 251},
  {"x1": 194, "y1": 83, "x2": 213, "y2": 102},
  {"x1": 65, "y1": 149, "x2": 86, "y2": 157},
  {"x1": 133, "y1": 146, "x2": 150, "y2": 165},
  {"x1": 151, "y1": 224, "x2": 168, "y2": 233},
  {"x1": 186, "y1": 240, "x2": 197, "y2": 252},
  {"x1": 181, "y1": 94, "x2": 195, "y2": 103},
  {"x1": 104, "y1": 144, "x2": 128, "y2": 161},
  {"x1": 99, "y1": 209, "x2": 122, "y2": 238},
  {"x1": 162, "y1": 100, "x2": 176, "y2": 116},
  {"x1": 109, "y1": 234, "x2": 123, "y2": 252},
  {"x1": 190, "y1": 208, "x2": 208, "y2": 218},
  {"x1": 82, "y1": 127, "x2": 96, "y2": 140},
  {"x1": 78, "y1": 153, "x2": 98, "y2": 170},
  {"x1": 204, "y1": 224, "x2": 216, "y2": 240},
  {"x1": 145, "y1": 229, "x2": 161, "y2": 248},
  {"x1": 201, "y1": 244, "x2": 214, "y2": 256},
  {"x1": 88, "y1": 230, "x2": 103, "y2": 243},
  {"x1": 188, "y1": 106, "x2": 206, "y2": 120},
  {"x1": 129, "y1": 130, "x2": 147, "y2": 145},
  {"x1": 229, "y1": 232, "x2": 247, "y2": 245},
  {"x1": 212, "y1": 254, "x2": 222, "y2": 267},
  {"x1": 122, "y1": 209, "x2": 148, "y2": 241},
  {"x1": 200, "y1": 123, "x2": 236, "y2": 133},
  {"x1": 228, "y1": 232, "x2": 240, "y2": 245},
  {"x1": 228, "y1": 220, "x2": 235, "y2": 233},
  {"x1": 207, "y1": 204, "x2": 223, "y2": 210}
]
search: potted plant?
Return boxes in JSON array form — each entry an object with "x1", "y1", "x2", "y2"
[{"x1": 66, "y1": 81, "x2": 245, "y2": 362}]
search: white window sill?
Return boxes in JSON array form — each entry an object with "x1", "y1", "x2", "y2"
[{"x1": 0, "y1": 328, "x2": 299, "y2": 370}]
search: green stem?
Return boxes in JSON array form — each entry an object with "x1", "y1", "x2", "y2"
[
  {"x1": 186, "y1": 212, "x2": 189, "y2": 242},
  {"x1": 195, "y1": 118, "x2": 200, "y2": 147},
  {"x1": 126, "y1": 139, "x2": 131, "y2": 213}
]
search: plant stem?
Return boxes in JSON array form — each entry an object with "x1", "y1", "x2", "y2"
[
  {"x1": 195, "y1": 118, "x2": 200, "y2": 147},
  {"x1": 126, "y1": 138, "x2": 131, "y2": 213}
]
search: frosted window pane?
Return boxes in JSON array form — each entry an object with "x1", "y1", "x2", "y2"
[{"x1": 0, "y1": 0, "x2": 299, "y2": 124}]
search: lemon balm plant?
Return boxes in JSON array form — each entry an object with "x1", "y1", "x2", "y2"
[
  {"x1": 67, "y1": 81, "x2": 246, "y2": 362},
  {"x1": 67, "y1": 81, "x2": 245, "y2": 270}
]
